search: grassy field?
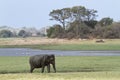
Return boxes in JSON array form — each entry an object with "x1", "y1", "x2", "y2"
[
  {"x1": 1, "y1": 72, "x2": 120, "y2": 80},
  {"x1": 0, "y1": 37, "x2": 120, "y2": 50},
  {"x1": 0, "y1": 56, "x2": 120, "y2": 80},
  {"x1": 0, "y1": 37, "x2": 120, "y2": 79}
]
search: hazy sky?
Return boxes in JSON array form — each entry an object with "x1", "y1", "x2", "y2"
[{"x1": 0, "y1": 0, "x2": 120, "y2": 28}]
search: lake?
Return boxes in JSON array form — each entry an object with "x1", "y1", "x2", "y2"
[{"x1": 0, "y1": 48, "x2": 120, "y2": 56}]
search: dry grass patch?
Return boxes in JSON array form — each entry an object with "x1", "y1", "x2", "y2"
[
  {"x1": 0, "y1": 37, "x2": 101, "y2": 45},
  {"x1": 0, "y1": 37, "x2": 120, "y2": 50},
  {"x1": 0, "y1": 72, "x2": 120, "y2": 80}
]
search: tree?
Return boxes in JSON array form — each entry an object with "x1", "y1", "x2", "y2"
[
  {"x1": 48, "y1": 5, "x2": 98, "y2": 39},
  {"x1": 71, "y1": 6, "x2": 86, "y2": 22},
  {"x1": 70, "y1": 6, "x2": 86, "y2": 37},
  {"x1": 84, "y1": 9, "x2": 98, "y2": 21},
  {"x1": 99, "y1": 17, "x2": 113, "y2": 26},
  {"x1": 70, "y1": 6, "x2": 98, "y2": 34},
  {"x1": 103, "y1": 22, "x2": 120, "y2": 38},
  {"x1": 47, "y1": 24, "x2": 63, "y2": 38},
  {"x1": 67, "y1": 21, "x2": 91, "y2": 39},
  {"x1": 84, "y1": 20, "x2": 98, "y2": 29},
  {"x1": 47, "y1": 27, "x2": 54, "y2": 38},
  {"x1": 49, "y1": 8, "x2": 71, "y2": 30},
  {"x1": 0, "y1": 30, "x2": 13, "y2": 38},
  {"x1": 18, "y1": 30, "x2": 27, "y2": 38},
  {"x1": 84, "y1": 9, "x2": 98, "y2": 28}
]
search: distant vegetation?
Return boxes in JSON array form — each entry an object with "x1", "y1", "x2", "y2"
[
  {"x1": 0, "y1": 26, "x2": 46, "y2": 38},
  {"x1": 47, "y1": 5, "x2": 120, "y2": 39},
  {"x1": 0, "y1": 5, "x2": 120, "y2": 39}
]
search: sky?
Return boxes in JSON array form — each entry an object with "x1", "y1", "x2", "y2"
[{"x1": 0, "y1": 0, "x2": 120, "y2": 29}]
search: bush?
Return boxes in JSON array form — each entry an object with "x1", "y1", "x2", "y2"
[
  {"x1": 66, "y1": 32, "x2": 75, "y2": 39},
  {"x1": 103, "y1": 23, "x2": 120, "y2": 38},
  {"x1": 47, "y1": 24, "x2": 64, "y2": 38},
  {"x1": 0, "y1": 30, "x2": 13, "y2": 38},
  {"x1": 18, "y1": 30, "x2": 28, "y2": 38}
]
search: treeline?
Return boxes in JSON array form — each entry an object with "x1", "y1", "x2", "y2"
[
  {"x1": 0, "y1": 27, "x2": 45, "y2": 38},
  {"x1": 47, "y1": 6, "x2": 120, "y2": 39}
]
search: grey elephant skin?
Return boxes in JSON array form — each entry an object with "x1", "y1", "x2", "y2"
[{"x1": 29, "y1": 54, "x2": 56, "y2": 73}]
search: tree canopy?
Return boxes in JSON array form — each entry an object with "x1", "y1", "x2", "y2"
[{"x1": 48, "y1": 5, "x2": 120, "y2": 39}]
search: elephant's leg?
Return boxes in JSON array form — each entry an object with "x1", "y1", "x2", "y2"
[
  {"x1": 52, "y1": 64, "x2": 56, "y2": 73},
  {"x1": 41, "y1": 66, "x2": 45, "y2": 73},
  {"x1": 47, "y1": 64, "x2": 50, "y2": 73},
  {"x1": 30, "y1": 67, "x2": 34, "y2": 73}
]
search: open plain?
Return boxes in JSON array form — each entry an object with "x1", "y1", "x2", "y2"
[{"x1": 0, "y1": 37, "x2": 120, "y2": 80}]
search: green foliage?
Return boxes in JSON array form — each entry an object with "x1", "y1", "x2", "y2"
[
  {"x1": 103, "y1": 23, "x2": 120, "y2": 38},
  {"x1": 48, "y1": 5, "x2": 120, "y2": 39},
  {"x1": 0, "y1": 30, "x2": 13, "y2": 38},
  {"x1": 71, "y1": 6, "x2": 86, "y2": 22},
  {"x1": 94, "y1": 22, "x2": 120, "y2": 38},
  {"x1": 84, "y1": 20, "x2": 98, "y2": 29},
  {"x1": 47, "y1": 24, "x2": 64, "y2": 38},
  {"x1": 47, "y1": 27, "x2": 54, "y2": 38},
  {"x1": 49, "y1": 8, "x2": 71, "y2": 30},
  {"x1": 85, "y1": 9, "x2": 98, "y2": 21},
  {"x1": 99, "y1": 17, "x2": 113, "y2": 26},
  {"x1": 18, "y1": 30, "x2": 27, "y2": 38},
  {"x1": 49, "y1": 6, "x2": 97, "y2": 30},
  {"x1": 48, "y1": 5, "x2": 98, "y2": 39}
]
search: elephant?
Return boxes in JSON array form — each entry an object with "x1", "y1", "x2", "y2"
[{"x1": 29, "y1": 54, "x2": 56, "y2": 73}]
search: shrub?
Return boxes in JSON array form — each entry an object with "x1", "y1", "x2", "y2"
[{"x1": 0, "y1": 30, "x2": 13, "y2": 38}]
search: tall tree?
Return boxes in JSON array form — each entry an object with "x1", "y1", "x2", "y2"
[
  {"x1": 49, "y1": 8, "x2": 71, "y2": 30},
  {"x1": 48, "y1": 5, "x2": 98, "y2": 39},
  {"x1": 71, "y1": 6, "x2": 86, "y2": 22},
  {"x1": 83, "y1": 9, "x2": 98, "y2": 28},
  {"x1": 84, "y1": 9, "x2": 97, "y2": 21},
  {"x1": 70, "y1": 6, "x2": 86, "y2": 36}
]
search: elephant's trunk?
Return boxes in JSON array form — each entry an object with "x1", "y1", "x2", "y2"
[{"x1": 51, "y1": 61, "x2": 56, "y2": 72}]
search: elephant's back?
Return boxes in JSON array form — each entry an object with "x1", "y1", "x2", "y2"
[
  {"x1": 30, "y1": 55, "x2": 43, "y2": 62},
  {"x1": 29, "y1": 55, "x2": 44, "y2": 66}
]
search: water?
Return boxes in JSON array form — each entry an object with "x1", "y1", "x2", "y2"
[{"x1": 0, "y1": 48, "x2": 120, "y2": 56}]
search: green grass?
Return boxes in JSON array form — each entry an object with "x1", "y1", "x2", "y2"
[
  {"x1": 0, "y1": 43, "x2": 120, "y2": 50},
  {"x1": 0, "y1": 56, "x2": 120, "y2": 80},
  {"x1": 38, "y1": 44, "x2": 120, "y2": 50},
  {"x1": 0, "y1": 56, "x2": 120, "y2": 74}
]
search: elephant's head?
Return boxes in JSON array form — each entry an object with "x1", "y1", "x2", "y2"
[
  {"x1": 48, "y1": 54, "x2": 55, "y2": 64},
  {"x1": 48, "y1": 54, "x2": 56, "y2": 72}
]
